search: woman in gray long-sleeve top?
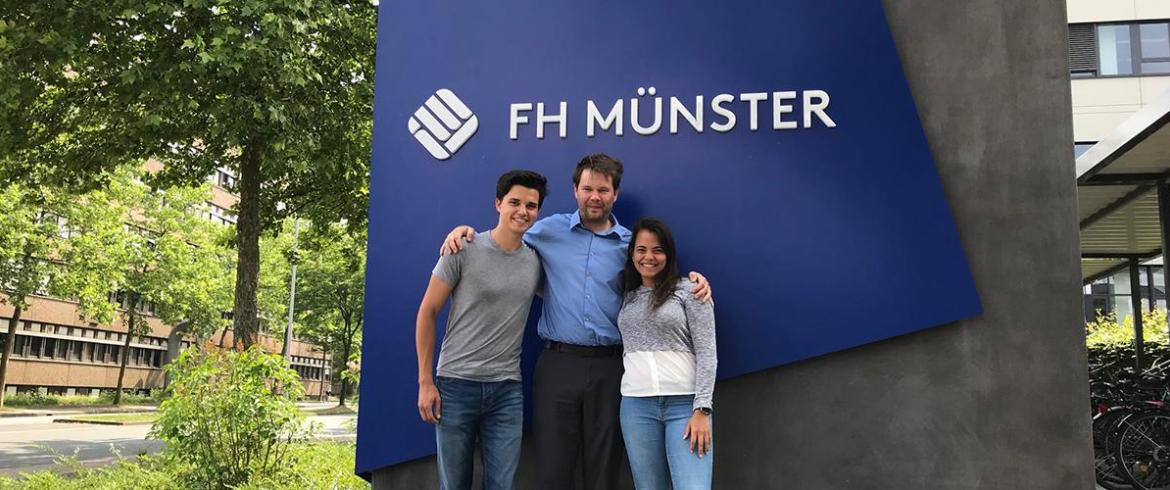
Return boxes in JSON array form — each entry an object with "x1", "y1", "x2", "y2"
[{"x1": 617, "y1": 217, "x2": 717, "y2": 490}]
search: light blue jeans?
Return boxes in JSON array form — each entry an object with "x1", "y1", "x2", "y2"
[
  {"x1": 620, "y1": 395, "x2": 714, "y2": 490},
  {"x1": 435, "y1": 376, "x2": 523, "y2": 490}
]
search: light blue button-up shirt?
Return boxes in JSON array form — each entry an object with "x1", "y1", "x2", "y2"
[{"x1": 524, "y1": 211, "x2": 632, "y2": 346}]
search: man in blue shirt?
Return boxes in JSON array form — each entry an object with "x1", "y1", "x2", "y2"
[{"x1": 443, "y1": 154, "x2": 710, "y2": 489}]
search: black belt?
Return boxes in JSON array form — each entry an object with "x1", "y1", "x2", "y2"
[{"x1": 544, "y1": 341, "x2": 622, "y2": 357}]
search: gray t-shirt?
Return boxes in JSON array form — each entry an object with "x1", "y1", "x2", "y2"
[{"x1": 433, "y1": 231, "x2": 541, "y2": 382}]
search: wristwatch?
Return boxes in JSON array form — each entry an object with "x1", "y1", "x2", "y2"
[{"x1": 695, "y1": 407, "x2": 712, "y2": 415}]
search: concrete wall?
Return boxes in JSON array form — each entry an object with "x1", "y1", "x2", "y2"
[{"x1": 373, "y1": 0, "x2": 1094, "y2": 488}]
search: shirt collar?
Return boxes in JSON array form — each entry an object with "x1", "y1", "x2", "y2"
[{"x1": 569, "y1": 210, "x2": 631, "y2": 240}]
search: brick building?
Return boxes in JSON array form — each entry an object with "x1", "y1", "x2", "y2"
[{"x1": 1, "y1": 167, "x2": 331, "y2": 398}]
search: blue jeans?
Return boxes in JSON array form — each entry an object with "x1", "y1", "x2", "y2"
[
  {"x1": 435, "y1": 377, "x2": 523, "y2": 490},
  {"x1": 620, "y1": 395, "x2": 714, "y2": 490}
]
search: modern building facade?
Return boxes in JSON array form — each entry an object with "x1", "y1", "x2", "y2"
[
  {"x1": 0, "y1": 166, "x2": 331, "y2": 398},
  {"x1": 1070, "y1": 1, "x2": 1170, "y2": 322}
]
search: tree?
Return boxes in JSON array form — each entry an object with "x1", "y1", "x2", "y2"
[
  {"x1": 57, "y1": 167, "x2": 233, "y2": 404},
  {"x1": 0, "y1": 185, "x2": 67, "y2": 407},
  {"x1": 294, "y1": 223, "x2": 364, "y2": 406},
  {"x1": 2, "y1": 0, "x2": 376, "y2": 348}
]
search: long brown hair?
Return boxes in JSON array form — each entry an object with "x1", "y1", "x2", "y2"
[{"x1": 623, "y1": 217, "x2": 680, "y2": 309}]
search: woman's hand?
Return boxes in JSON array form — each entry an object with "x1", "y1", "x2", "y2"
[{"x1": 683, "y1": 410, "x2": 712, "y2": 458}]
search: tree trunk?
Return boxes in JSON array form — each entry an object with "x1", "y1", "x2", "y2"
[
  {"x1": 113, "y1": 300, "x2": 137, "y2": 405},
  {"x1": 339, "y1": 329, "x2": 352, "y2": 407},
  {"x1": 164, "y1": 320, "x2": 190, "y2": 389},
  {"x1": 232, "y1": 142, "x2": 264, "y2": 350},
  {"x1": 0, "y1": 305, "x2": 25, "y2": 408}
]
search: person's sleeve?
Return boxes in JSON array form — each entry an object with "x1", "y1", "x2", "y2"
[
  {"x1": 432, "y1": 243, "x2": 464, "y2": 288},
  {"x1": 684, "y1": 285, "x2": 717, "y2": 411},
  {"x1": 524, "y1": 215, "x2": 552, "y2": 247}
]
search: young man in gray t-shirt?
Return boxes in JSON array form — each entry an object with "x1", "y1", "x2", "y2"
[{"x1": 415, "y1": 169, "x2": 547, "y2": 490}]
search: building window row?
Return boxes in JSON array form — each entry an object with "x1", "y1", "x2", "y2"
[
  {"x1": 209, "y1": 168, "x2": 237, "y2": 190},
  {"x1": 9, "y1": 333, "x2": 165, "y2": 368},
  {"x1": 1071, "y1": 21, "x2": 1170, "y2": 78},
  {"x1": 203, "y1": 202, "x2": 237, "y2": 226},
  {"x1": 293, "y1": 364, "x2": 326, "y2": 381},
  {"x1": 291, "y1": 355, "x2": 326, "y2": 367},
  {"x1": 2, "y1": 317, "x2": 168, "y2": 348}
]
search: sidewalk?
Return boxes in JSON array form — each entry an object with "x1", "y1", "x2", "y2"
[
  {"x1": 0, "y1": 400, "x2": 342, "y2": 419},
  {"x1": 0, "y1": 404, "x2": 157, "y2": 418}
]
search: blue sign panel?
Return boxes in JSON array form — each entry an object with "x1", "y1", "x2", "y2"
[{"x1": 358, "y1": 0, "x2": 981, "y2": 476}]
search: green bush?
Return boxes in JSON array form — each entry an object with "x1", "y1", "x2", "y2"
[
  {"x1": 149, "y1": 347, "x2": 308, "y2": 489},
  {"x1": 1087, "y1": 309, "x2": 1169, "y2": 348},
  {"x1": 1, "y1": 392, "x2": 56, "y2": 407},
  {"x1": 1, "y1": 390, "x2": 164, "y2": 408},
  {"x1": 0, "y1": 454, "x2": 178, "y2": 490},
  {"x1": 0, "y1": 443, "x2": 367, "y2": 490}
]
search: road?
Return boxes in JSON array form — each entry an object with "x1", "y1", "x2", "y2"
[{"x1": 0, "y1": 411, "x2": 355, "y2": 476}]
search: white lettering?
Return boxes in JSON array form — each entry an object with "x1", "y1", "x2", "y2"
[
  {"x1": 631, "y1": 87, "x2": 663, "y2": 135},
  {"x1": 709, "y1": 94, "x2": 736, "y2": 133},
  {"x1": 509, "y1": 103, "x2": 531, "y2": 140},
  {"x1": 803, "y1": 90, "x2": 836, "y2": 128},
  {"x1": 772, "y1": 91, "x2": 797, "y2": 130},
  {"x1": 536, "y1": 102, "x2": 568, "y2": 139},
  {"x1": 670, "y1": 96, "x2": 703, "y2": 134},
  {"x1": 739, "y1": 92, "x2": 768, "y2": 131},
  {"x1": 587, "y1": 99, "x2": 624, "y2": 137}
]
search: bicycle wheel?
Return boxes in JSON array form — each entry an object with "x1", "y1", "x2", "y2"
[
  {"x1": 1098, "y1": 409, "x2": 1136, "y2": 489},
  {"x1": 1114, "y1": 411, "x2": 1170, "y2": 489}
]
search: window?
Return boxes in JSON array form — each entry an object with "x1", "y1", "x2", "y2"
[
  {"x1": 1099, "y1": 24, "x2": 1135, "y2": 75},
  {"x1": 12, "y1": 335, "x2": 26, "y2": 357},
  {"x1": 1141, "y1": 23, "x2": 1170, "y2": 73},
  {"x1": 95, "y1": 344, "x2": 107, "y2": 363},
  {"x1": 1072, "y1": 21, "x2": 1170, "y2": 77},
  {"x1": 29, "y1": 337, "x2": 43, "y2": 358}
]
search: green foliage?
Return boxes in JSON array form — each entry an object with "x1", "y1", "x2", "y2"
[
  {"x1": 150, "y1": 347, "x2": 307, "y2": 488},
  {"x1": 0, "y1": 184, "x2": 65, "y2": 311},
  {"x1": 1086, "y1": 309, "x2": 1169, "y2": 348},
  {"x1": 55, "y1": 165, "x2": 233, "y2": 336},
  {"x1": 2, "y1": 0, "x2": 377, "y2": 346},
  {"x1": 0, "y1": 390, "x2": 162, "y2": 407},
  {"x1": 236, "y1": 442, "x2": 369, "y2": 490},
  {"x1": 295, "y1": 223, "x2": 365, "y2": 404},
  {"x1": 258, "y1": 218, "x2": 297, "y2": 331},
  {"x1": 0, "y1": 443, "x2": 366, "y2": 490},
  {"x1": 0, "y1": 454, "x2": 179, "y2": 490}
]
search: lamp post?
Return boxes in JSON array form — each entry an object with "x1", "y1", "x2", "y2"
[{"x1": 282, "y1": 218, "x2": 299, "y2": 361}]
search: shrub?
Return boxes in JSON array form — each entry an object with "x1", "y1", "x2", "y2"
[
  {"x1": 1086, "y1": 309, "x2": 1169, "y2": 348},
  {"x1": 1, "y1": 392, "x2": 56, "y2": 407},
  {"x1": 0, "y1": 443, "x2": 366, "y2": 490},
  {"x1": 149, "y1": 347, "x2": 308, "y2": 489}
]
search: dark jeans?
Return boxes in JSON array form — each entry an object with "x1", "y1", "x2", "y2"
[
  {"x1": 533, "y1": 346, "x2": 628, "y2": 490},
  {"x1": 435, "y1": 376, "x2": 523, "y2": 490}
]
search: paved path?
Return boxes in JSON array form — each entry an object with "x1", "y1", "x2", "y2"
[{"x1": 0, "y1": 409, "x2": 355, "y2": 476}]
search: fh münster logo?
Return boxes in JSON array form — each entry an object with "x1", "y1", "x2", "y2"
[
  {"x1": 408, "y1": 89, "x2": 479, "y2": 161},
  {"x1": 408, "y1": 86, "x2": 838, "y2": 161}
]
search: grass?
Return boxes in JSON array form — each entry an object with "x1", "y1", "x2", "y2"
[
  {"x1": 56, "y1": 413, "x2": 159, "y2": 425},
  {"x1": 303, "y1": 404, "x2": 356, "y2": 416},
  {"x1": 0, "y1": 442, "x2": 369, "y2": 490}
]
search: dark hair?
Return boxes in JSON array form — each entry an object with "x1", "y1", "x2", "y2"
[
  {"x1": 496, "y1": 169, "x2": 549, "y2": 208},
  {"x1": 624, "y1": 217, "x2": 681, "y2": 309},
  {"x1": 573, "y1": 153, "x2": 623, "y2": 190}
]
